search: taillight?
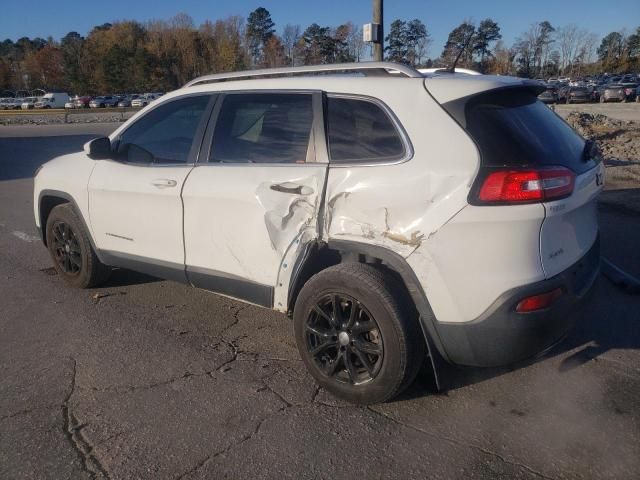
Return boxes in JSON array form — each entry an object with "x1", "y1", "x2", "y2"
[
  {"x1": 475, "y1": 167, "x2": 575, "y2": 204},
  {"x1": 515, "y1": 287, "x2": 563, "y2": 312}
]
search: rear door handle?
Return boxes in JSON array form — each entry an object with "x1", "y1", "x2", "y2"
[
  {"x1": 270, "y1": 182, "x2": 314, "y2": 195},
  {"x1": 151, "y1": 179, "x2": 177, "y2": 188}
]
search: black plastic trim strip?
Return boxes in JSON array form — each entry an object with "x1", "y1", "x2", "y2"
[
  {"x1": 99, "y1": 250, "x2": 189, "y2": 283},
  {"x1": 187, "y1": 265, "x2": 273, "y2": 308}
]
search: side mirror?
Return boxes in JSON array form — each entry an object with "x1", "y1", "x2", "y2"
[{"x1": 84, "y1": 137, "x2": 111, "y2": 159}]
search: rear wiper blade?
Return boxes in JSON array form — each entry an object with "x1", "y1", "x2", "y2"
[{"x1": 583, "y1": 138, "x2": 601, "y2": 162}]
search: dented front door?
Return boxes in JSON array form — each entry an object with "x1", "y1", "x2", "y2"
[{"x1": 181, "y1": 91, "x2": 327, "y2": 307}]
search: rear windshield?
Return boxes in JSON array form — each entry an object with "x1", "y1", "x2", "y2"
[{"x1": 452, "y1": 89, "x2": 595, "y2": 174}]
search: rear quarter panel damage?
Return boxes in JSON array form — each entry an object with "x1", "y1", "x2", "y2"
[{"x1": 321, "y1": 83, "x2": 481, "y2": 321}]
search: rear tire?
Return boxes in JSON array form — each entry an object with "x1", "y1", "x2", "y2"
[
  {"x1": 46, "y1": 204, "x2": 110, "y2": 288},
  {"x1": 293, "y1": 263, "x2": 425, "y2": 404}
]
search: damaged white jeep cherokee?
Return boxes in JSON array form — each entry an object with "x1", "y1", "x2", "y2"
[{"x1": 34, "y1": 62, "x2": 603, "y2": 404}]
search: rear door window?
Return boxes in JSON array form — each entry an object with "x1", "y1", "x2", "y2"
[
  {"x1": 209, "y1": 93, "x2": 313, "y2": 164},
  {"x1": 326, "y1": 96, "x2": 406, "y2": 163},
  {"x1": 459, "y1": 90, "x2": 596, "y2": 174}
]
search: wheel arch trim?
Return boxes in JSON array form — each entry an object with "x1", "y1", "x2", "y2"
[
  {"x1": 324, "y1": 239, "x2": 452, "y2": 364},
  {"x1": 37, "y1": 189, "x2": 106, "y2": 264}
]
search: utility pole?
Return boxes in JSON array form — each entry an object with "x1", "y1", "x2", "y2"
[{"x1": 373, "y1": 0, "x2": 383, "y2": 61}]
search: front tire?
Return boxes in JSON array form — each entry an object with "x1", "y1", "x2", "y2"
[
  {"x1": 46, "y1": 204, "x2": 110, "y2": 288},
  {"x1": 293, "y1": 263, "x2": 425, "y2": 404}
]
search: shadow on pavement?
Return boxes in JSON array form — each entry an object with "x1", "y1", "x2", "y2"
[
  {"x1": 403, "y1": 197, "x2": 640, "y2": 398},
  {"x1": 101, "y1": 268, "x2": 161, "y2": 288},
  {"x1": 401, "y1": 271, "x2": 639, "y2": 398},
  {"x1": 0, "y1": 135, "x2": 100, "y2": 182}
]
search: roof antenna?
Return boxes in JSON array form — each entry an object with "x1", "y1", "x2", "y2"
[{"x1": 443, "y1": 30, "x2": 474, "y2": 74}]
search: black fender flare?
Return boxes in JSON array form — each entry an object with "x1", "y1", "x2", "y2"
[
  {"x1": 327, "y1": 239, "x2": 452, "y2": 388},
  {"x1": 37, "y1": 189, "x2": 106, "y2": 264}
]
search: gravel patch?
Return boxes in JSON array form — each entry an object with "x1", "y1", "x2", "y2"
[
  {"x1": 564, "y1": 112, "x2": 640, "y2": 214},
  {"x1": 0, "y1": 111, "x2": 136, "y2": 125}
]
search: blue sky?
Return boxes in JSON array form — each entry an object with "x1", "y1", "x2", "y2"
[{"x1": 1, "y1": 0, "x2": 638, "y2": 56}]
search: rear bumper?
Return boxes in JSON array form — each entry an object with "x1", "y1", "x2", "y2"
[{"x1": 434, "y1": 236, "x2": 600, "y2": 367}]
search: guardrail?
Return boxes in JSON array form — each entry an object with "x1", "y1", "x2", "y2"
[{"x1": 0, "y1": 107, "x2": 139, "y2": 123}]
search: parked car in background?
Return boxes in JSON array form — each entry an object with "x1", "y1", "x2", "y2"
[
  {"x1": 21, "y1": 97, "x2": 40, "y2": 109},
  {"x1": 5, "y1": 97, "x2": 25, "y2": 109},
  {"x1": 556, "y1": 85, "x2": 571, "y2": 103},
  {"x1": 117, "y1": 94, "x2": 140, "y2": 107},
  {"x1": 537, "y1": 85, "x2": 558, "y2": 104},
  {"x1": 35, "y1": 92, "x2": 71, "y2": 109},
  {"x1": 89, "y1": 96, "x2": 119, "y2": 108},
  {"x1": 620, "y1": 83, "x2": 638, "y2": 102},
  {"x1": 601, "y1": 84, "x2": 626, "y2": 102},
  {"x1": 64, "y1": 100, "x2": 75, "y2": 109},
  {"x1": 565, "y1": 86, "x2": 591, "y2": 104},
  {"x1": 131, "y1": 93, "x2": 156, "y2": 108},
  {"x1": 0, "y1": 98, "x2": 13, "y2": 109},
  {"x1": 591, "y1": 85, "x2": 605, "y2": 102},
  {"x1": 73, "y1": 96, "x2": 92, "y2": 108}
]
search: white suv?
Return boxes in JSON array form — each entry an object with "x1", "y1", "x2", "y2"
[{"x1": 34, "y1": 62, "x2": 603, "y2": 404}]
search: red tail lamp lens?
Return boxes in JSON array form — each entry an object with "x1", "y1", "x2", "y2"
[
  {"x1": 515, "y1": 288, "x2": 564, "y2": 313},
  {"x1": 478, "y1": 168, "x2": 575, "y2": 203}
]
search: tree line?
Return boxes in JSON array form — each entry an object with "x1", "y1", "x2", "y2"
[
  {"x1": 0, "y1": 7, "x2": 638, "y2": 95},
  {"x1": 426, "y1": 19, "x2": 639, "y2": 78}
]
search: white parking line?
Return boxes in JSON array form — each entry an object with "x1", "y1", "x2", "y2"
[{"x1": 12, "y1": 231, "x2": 40, "y2": 243}]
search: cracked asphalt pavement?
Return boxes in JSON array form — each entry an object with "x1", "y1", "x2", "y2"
[{"x1": 1, "y1": 124, "x2": 639, "y2": 479}]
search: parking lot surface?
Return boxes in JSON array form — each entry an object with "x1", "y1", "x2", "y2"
[
  {"x1": 554, "y1": 102, "x2": 640, "y2": 122},
  {"x1": 1, "y1": 124, "x2": 639, "y2": 479}
]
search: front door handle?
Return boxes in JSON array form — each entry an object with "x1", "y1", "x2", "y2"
[
  {"x1": 151, "y1": 179, "x2": 177, "y2": 188},
  {"x1": 270, "y1": 182, "x2": 314, "y2": 195}
]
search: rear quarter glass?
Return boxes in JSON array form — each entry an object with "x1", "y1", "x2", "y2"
[{"x1": 443, "y1": 88, "x2": 598, "y2": 175}]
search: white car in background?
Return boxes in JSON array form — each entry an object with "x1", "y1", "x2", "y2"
[
  {"x1": 33, "y1": 62, "x2": 603, "y2": 404},
  {"x1": 5, "y1": 97, "x2": 25, "y2": 109},
  {"x1": 131, "y1": 93, "x2": 162, "y2": 108},
  {"x1": 21, "y1": 97, "x2": 40, "y2": 109}
]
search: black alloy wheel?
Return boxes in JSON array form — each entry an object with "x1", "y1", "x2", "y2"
[
  {"x1": 50, "y1": 221, "x2": 82, "y2": 275},
  {"x1": 293, "y1": 263, "x2": 426, "y2": 404},
  {"x1": 45, "y1": 204, "x2": 110, "y2": 288},
  {"x1": 305, "y1": 293, "x2": 383, "y2": 385}
]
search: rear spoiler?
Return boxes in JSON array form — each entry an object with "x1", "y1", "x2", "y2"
[{"x1": 440, "y1": 82, "x2": 547, "y2": 128}]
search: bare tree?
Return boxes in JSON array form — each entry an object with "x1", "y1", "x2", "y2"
[
  {"x1": 282, "y1": 24, "x2": 301, "y2": 66},
  {"x1": 574, "y1": 31, "x2": 599, "y2": 75},
  {"x1": 557, "y1": 24, "x2": 580, "y2": 75},
  {"x1": 344, "y1": 21, "x2": 365, "y2": 62},
  {"x1": 490, "y1": 40, "x2": 513, "y2": 74}
]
